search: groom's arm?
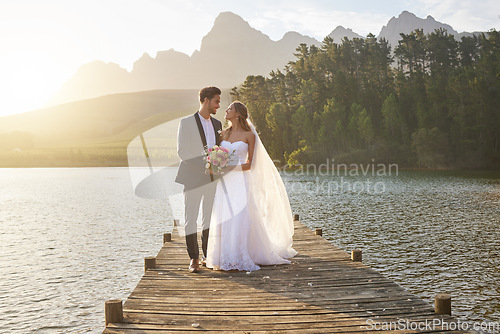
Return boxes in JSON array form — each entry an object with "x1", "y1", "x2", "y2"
[
  {"x1": 177, "y1": 118, "x2": 190, "y2": 161},
  {"x1": 177, "y1": 117, "x2": 204, "y2": 163}
]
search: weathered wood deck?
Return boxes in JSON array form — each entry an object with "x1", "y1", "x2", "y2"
[{"x1": 104, "y1": 220, "x2": 468, "y2": 333}]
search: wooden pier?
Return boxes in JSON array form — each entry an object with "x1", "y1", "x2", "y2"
[{"x1": 104, "y1": 218, "x2": 468, "y2": 333}]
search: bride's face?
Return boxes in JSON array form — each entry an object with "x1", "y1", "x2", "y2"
[{"x1": 225, "y1": 104, "x2": 237, "y2": 121}]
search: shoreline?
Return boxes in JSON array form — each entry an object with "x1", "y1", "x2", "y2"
[{"x1": 1, "y1": 165, "x2": 499, "y2": 174}]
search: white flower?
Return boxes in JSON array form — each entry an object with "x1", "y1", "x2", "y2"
[{"x1": 205, "y1": 163, "x2": 210, "y2": 169}]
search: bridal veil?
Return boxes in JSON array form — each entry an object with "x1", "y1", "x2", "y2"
[{"x1": 247, "y1": 120, "x2": 297, "y2": 259}]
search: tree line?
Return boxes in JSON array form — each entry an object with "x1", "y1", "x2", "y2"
[
  {"x1": 0, "y1": 131, "x2": 34, "y2": 150},
  {"x1": 232, "y1": 29, "x2": 499, "y2": 169}
]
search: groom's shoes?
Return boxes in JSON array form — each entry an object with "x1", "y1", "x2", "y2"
[{"x1": 189, "y1": 259, "x2": 200, "y2": 273}]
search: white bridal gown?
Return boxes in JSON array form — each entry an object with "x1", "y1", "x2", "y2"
[{"x1": 206, "y1": 140, "x2": 293, "y2": 271}]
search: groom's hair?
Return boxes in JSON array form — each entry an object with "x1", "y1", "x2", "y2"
[{"x1": 199, "y1": 86, "x2": 221, "y2": 103}]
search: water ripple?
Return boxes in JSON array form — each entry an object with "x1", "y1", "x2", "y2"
[{"x1": 0, "y1": 168, "x2": 171, "y2": 333}]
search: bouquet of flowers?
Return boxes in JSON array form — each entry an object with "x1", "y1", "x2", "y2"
[{"x1": 203, "y1": 145, "x2": 234, "y2": 174}]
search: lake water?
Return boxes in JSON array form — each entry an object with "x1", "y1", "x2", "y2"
[{"x1": 0, "y1": 168, "x2": 498, "y2": 333}]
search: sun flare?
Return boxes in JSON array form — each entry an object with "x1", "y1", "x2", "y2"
[{"x1": 0, "y1": 50, "x2": 68, "y2": 117}]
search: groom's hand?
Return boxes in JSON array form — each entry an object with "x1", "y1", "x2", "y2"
[{"x1": 222, "y1": 165, "x2": 242, "y2": 174}]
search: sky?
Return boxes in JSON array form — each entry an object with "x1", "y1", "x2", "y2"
[{"x1": 0, "y1": 0, "x2": 499, "y2": 117}]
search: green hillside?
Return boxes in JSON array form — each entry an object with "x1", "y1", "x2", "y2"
[{"x1": 0, "y1": 89, "x2": 232, "y2": 167}]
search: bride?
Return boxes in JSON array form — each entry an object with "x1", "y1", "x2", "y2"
[{"x1": 206, "y1": 101, "x2": 297, "y2": 271}]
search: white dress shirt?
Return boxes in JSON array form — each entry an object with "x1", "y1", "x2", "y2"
[{"x1": 198, "y1": 112, "x2": 216, "y2": 148}]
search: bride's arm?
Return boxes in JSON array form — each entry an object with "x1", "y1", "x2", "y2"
[{"x1": 241, "y1": 132, "x2": 256, "y2": 171}]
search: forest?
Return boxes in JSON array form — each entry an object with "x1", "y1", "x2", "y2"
[{"x1": 232, "y1": 29, "x2": 500, "y2": 169}]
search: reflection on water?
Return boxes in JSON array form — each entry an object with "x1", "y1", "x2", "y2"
[
  {"x1": 284, "y1": 170, "x2": 500, "y2": 326},
  {"x1": 0, "y1": 168, "x2": 498, "y2": 332}
]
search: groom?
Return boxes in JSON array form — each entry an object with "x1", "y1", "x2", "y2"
[{"x1": 175, "y1": 86, "x2": 222, "y2": 273}]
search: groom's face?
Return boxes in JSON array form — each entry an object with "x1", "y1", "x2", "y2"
[{"x1": 207, "y1": 95, "x2": 221, "y2": 114}]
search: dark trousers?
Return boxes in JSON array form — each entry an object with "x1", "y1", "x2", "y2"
[{"x1": 184, "y1": 182, "x2": 216, "y2": 259}]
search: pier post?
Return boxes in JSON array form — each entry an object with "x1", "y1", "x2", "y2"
[
  {"x1": 435, "y1": 294, "x2": 451, "y2": 315},
  {"x1": 315, "y1": 228, "x2": 323, "y2": 236},
  {"x1": 105, "y1": 299, "x2": 123, "y2": 325},
  {"x1": 351, "y1": 249, "x2": 362, "y2": 262},
  {"x1": 163, "y1": 233, "x2": 172, "y2": 243},
  {"x1": 294, "y1": 214, "x2": 299, "y2": 221},
  {"x1": 144, "y1": 256, "x2": 156, "y2": 272}
]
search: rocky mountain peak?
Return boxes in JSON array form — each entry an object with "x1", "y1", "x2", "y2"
[
  {"x1": 199, "y1": 11, "x2": 271, "y2": 54},
  {"x1": 213, "y1": 11, "x2": 251, "y2": 29},
  {"x1": 378, "y1": 10, "x2": 459, "y2": 47},
  {"x1": 328, "y1": 26, "x2": 363, "y2": 42}
]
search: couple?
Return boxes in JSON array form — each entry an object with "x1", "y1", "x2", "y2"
[{"x1": 175, "y1": 86, "x2": 297, "y2": 273}]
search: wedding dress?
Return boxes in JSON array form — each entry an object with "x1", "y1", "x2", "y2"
[{"x1": 206, "y1": 124, "x2": 297, "y2": 271}]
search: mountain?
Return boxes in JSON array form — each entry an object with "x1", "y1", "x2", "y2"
[
  {"x1": 47, "y1": 12, "x2": 320, "y2": 107},
  {"x1": 48, "y1": 61, "x2": 134, "y2": 108},
  {"x1": 46, "y1": 10, "x2": 485, "y2": 108},
  {"x1": 378, "y1": 10, "x2": 476, "y2": 48},
  {"x1": 130, "y1": 49, "x2": 191, "y2": 91},
  {"x1": 279, "y1": 31, "x2": 320, "y2": 49},
  {"x1": 328, "y1": 26, "x2": 364, "y2": 42}
]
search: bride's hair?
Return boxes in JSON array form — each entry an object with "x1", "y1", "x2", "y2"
[{"x1": 224, "y1": 101, "x2": 251, "y2": 140}]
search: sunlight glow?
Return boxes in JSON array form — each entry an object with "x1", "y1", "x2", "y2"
[
  {"x1": 0, "y1": 51, "x2": 66, "y2": 116},
  {"x1": 0, "y1": 0, "x2": 497, "y2": 117}
]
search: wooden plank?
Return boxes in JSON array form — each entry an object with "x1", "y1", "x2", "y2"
[{"x1": 106, "y1": 313, "x2": 460, "y2": 332}]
